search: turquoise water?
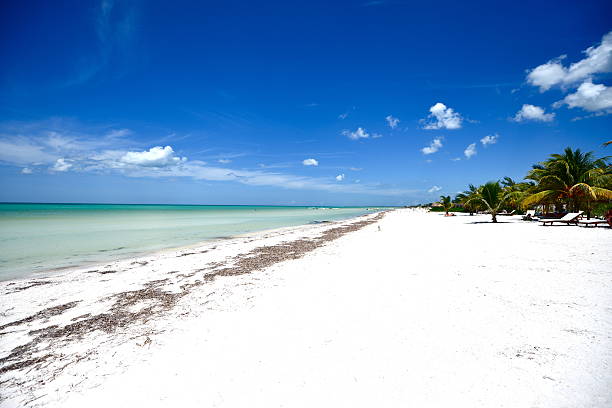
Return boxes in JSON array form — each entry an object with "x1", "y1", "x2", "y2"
[{"x1": 0, "y1": 203, "x2": 378, "y2": 281}]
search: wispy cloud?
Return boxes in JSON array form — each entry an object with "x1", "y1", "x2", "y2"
[
  {"x1": 257, "y1": 162, "x2": 294, "y2": 169},
  {"x1": 427, "y1": 185, "x2": 442, "y2": 193},
  {"x1": 0, "y1": 120, "x2": 422, "y2": 196},
  {"x1": 342, "y1": 127, "x2": 370, "y2": 140},
  {"x1": 480, "y1": 133, "x2": 499, "y2": 146},
  {"x1": 385, "y1": 115, "x2": 399, "y2": 129},
  {"x1": 464, "y1": 143, "x2": 477, "y2": 159},
  {"x1": 62, "y1": 0, "x2": 138, "y2": 87}
]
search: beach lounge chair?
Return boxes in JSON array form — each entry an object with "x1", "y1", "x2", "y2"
[
  {"x1": 498, "y1": 210, "x2": 516, "y2": 216},
  {"x1": 539, "y1": 211, "x2": 583, "y2": 226},
  {"x1": 578, "y1": 218, "x2": 612, "y2": 228}
]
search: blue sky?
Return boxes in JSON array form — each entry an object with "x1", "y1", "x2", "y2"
[{"x1": 1, "y1": 0, "x2": 611, "y2": 206}]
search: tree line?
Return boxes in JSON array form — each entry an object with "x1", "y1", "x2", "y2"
[{"x1": 437, "y1": 147, "x2": 612, "y2": 223}]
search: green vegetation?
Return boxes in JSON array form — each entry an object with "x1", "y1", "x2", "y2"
[
  {"x1": 432, "y1": 147, "x2": 612, "y2": 222},
  {"x1": 522, "y1": 148, "x2": 612, "y2": 216},
  {"x1": 439, "y1": 195, "x2": 453, "y2": 216},
  {"x1": 465, "y1": 181, "x2": 509, "y2": 223},
  {"x1": 429, "y1": 206, "x2": 464, "y2": 213}
]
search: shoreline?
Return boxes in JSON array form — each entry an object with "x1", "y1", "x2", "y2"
[
  {"x1": 1, "y1": 209, "x2": 611, "y2": 407},
  {"x1": 0, "y1": 210, "x2": 389, "y2": 406},
  {"x1": 1, "y1": 209, "x2": 382, "y2": 284}
]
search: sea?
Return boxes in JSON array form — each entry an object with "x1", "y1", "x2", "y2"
[{"x1": 0, "y1": 203, "x2": 380, "y2": 281}]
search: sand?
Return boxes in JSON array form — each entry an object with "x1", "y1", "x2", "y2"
[{"x1": 1, "y1": 209, "x2": 611, "y2": 407}]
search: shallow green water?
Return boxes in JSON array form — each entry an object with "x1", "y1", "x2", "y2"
[{"x1": 0, "y1": 203, "x2": 378, "y2": 281}]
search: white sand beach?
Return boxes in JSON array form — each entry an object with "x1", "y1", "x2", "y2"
[{"x1": 1, "y1": 209, "x2": 611, "y2": 407}]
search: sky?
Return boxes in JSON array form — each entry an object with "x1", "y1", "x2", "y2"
[{"x1": 0, "y1": 0, "x2": 611, "y2": 206}]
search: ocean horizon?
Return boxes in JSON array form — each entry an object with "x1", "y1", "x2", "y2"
[{"x1": 0, "y1": 203, "x2": 383, "y2": 281}]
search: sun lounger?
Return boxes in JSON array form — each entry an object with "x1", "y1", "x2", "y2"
[
  {"x1": 498, "y1": 210, "x2": 516, "y2": 216},
  {"x1": 578, "y1": 219, "x2": 611, "y2": 228},
  {"x1": 539, "y1": 211, "x2": 583, "y2": 226}
]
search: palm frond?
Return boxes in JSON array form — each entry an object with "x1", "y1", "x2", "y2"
[
  {"x1": 522, "y1": 190, "x2": 561, "y2": 207},
  {"x1": 538, "y1": 174, "x2": 567, "y2": 190},
  {"x1": 590, "y1": 186, "x2": 612, "y2": 201},
  {"x1": 569, "y1": 183, "x2": 597, "y2": 200}
]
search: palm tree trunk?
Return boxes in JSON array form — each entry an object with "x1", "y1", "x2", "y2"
[
  {"x1": 491, "y1": 212, "x2": 497, "y2": 223},
  {"x1": 585, "y1": 200, "x2": 591, "y2": 219}
]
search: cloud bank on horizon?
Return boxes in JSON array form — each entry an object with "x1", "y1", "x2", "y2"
[{"x1": 0, "y1": 123, "x2": 416, "y2": 197}]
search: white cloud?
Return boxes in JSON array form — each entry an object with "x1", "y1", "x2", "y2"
[
  {"x1": 120, "y1": 146, "x2": 186, "y2": 167},
  {"x1": 0, "y1": 137, "x2": 57, "y2": 165},
  {"x1": 21, "y1": 167, "x2": 33, "y2": 174},
  {"x1": 372, "y1": 133, "x2": 383, "y2": 139},
  {"x1": 527, "y1": 31, "x2": 612, "y2": 91},
  {"x1": 336, "y1": 174, "x2": 345, "y2": 181},
  {"x1": 451, "y1": 157, "x2": 461, "y2": 161},
  {"x1": 554, "y1": 80, "x2": 612, "y2": 112},
  {"x1": 338, "y1": 112, "x2": 348, "y2": 120},
  {"x1": 342, "y1": 127, "x2": 370, "y2": 140},
  {"x1": 480, "y1": 133, "x2": 499, "y2": 146},
  {"x1": 0, "y1": 121, "x2": 424, "y2": 197},
  {"x1": 349, "y1": 167, "x2": 362, "y2": 171},
  {"x1": 526, "y1": 57, "x2": 568, "y2": 92},
  {"x1": 428, "y1": 185, "x2": 442, "y2": 193},
  {"x1": 385, "y1": 115, "x2": 399, "y2": 129},
  {"x1": 513, "y1": 104, "x2": 555, "y2": 122},
  {"x1": 52, "y1": 158, "x2": 72, "y2": 172},
  {"x1": 464, "y1": 143, "x2": 477, "y2": 159},
  {"x1": 218, "y1": 159, "x2": 232, "y2": 164},
  {"x1": 421, "y1": 138, "x2": 443, "y2": 155},
  {"x1": 302, "y1": 158, "x2": 319, "y2": 166},
  {"x1": 422, "y1": 103, "x2": 462, "y2": 130},
  {"x1": 570, "y1": 111, "x2": 608, "y2": 121},
  {"x1": 106, "y1": 129, "x2": 132, "y2": 138}
]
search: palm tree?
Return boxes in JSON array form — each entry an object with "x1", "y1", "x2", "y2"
[
  {"x1": 455, "y1": 184, "x2": 480, "y2": 215},
  {"x1": 439, "y1": 195, "x2": 453, "y2": 216},
  {"x1": 523, "y1": 147, "x2": 612, "y2": 217},
  {"x1": 604, "y1": 141, "x2": 611, "y2": 147},
  {"x1": 466, "y1": 181, "x2": 508, "y2": 223},
  {"x1": 501, "y1": 177, "x2": 536, "y2": 212}
]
